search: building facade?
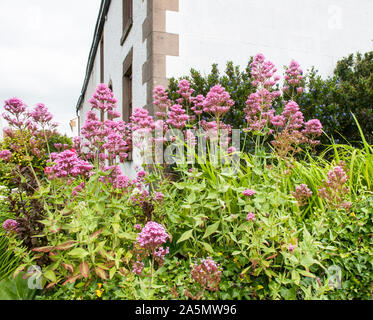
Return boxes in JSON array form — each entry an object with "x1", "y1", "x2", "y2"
[{"x1": 76, "y1": 0, "x2": 373, "y2": 174}]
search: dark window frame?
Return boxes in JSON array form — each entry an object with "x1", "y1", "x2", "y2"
[
  {"x1": 123, "y1": 48, "x2": 133, "y2": 160},
  {"x1": 121, "y1": 0, "x2": 133, "y2": 45}
]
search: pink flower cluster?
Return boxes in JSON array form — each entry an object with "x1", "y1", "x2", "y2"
[
  {"x1": 89, "y1": 83, "x2": 120, "y2": 118},
  {"x1": 291, "y1": 184, "x2": 313, "y2": 206},
  {"x1": 3, "y1": 98, "x2": 57, "y2": 135},
  {"x1": 72, "y1": 182, "x2": 85, "y2": 197},
  {"x1": 271, "y1": 100, "x2": 323, "y2": 156},
  {"x1": 190, "y1": 258, "x2": 222, "y2": 292},
  {"x1": 28, "y1": 103, "x2": 54, "y2": 127},
  {"x1": 103, "y1": 119, "x2": 132, "y2": 163},
  {"x1": 246, "y1": 213, "x2": 256, "y2": 222},
  {"x1": 47, "y1": 149, "x2": 94, "y2": 179},
  {"x1": 243, "y1": 189, "x2": 256, "y2": 197},
  {"x1": 80, "y1": 85, "x2": 132, "y2": 164},
  {"x1": 131, "y1": 108, "x2": 155, "y2": 133},
  {"x1": 2, "y1": 219, "x2": 19, "y2": 233},
  {"x1": 250, "y1": 53, "x2": 281, "y2": 88},
  {"x1": 166, "y1": 104, "x2": 189, "y2": 129},
  {"x1": 0, "y1": 150, "x2": 12, "y2": 162},
  {"x1": 283, "y1": 60, "x2": 304, "y2": 94},
  {"x1": 243, "y1": 55, "x2": 323, "y2": 154},
  {"x1": 318, "y1": 165, "x2": 351, "y2": 210},
  {"x1": 153, "y1": 192, "x2": 164, "y2": 203},
  {"x1": 203, "y1": 84, "x2": 234, "y2": 118},
  {"x1": 81, "y1": 111, "x2": 106, "y2": 149},
  {"x1": 132, "y1": 221, "x2": 170, "y2": 275},
  {"x1": 191, "y1": 94, "x2": 205, "y2": 116},
  {"x1": 176, "y1": 79, "x2": 195, "y2": 104},
  {"x1": 136, "y1": 221, "x2": 170, "y2": 250},
  {"x1": 2, "y1": 98, "x2": 27, "y2": 129},
  {"x1": 153, "y1": 86, "x2": 172, "y2": 119},
  {"x1": 99, "y1": 165, "x2": 131, "y2": 190}
]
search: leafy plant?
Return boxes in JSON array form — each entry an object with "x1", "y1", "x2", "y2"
[{"x1": 0, "y1": 272, "x2": 38, "y2": 300}]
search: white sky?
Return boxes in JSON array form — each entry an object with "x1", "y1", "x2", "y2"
[{"x1": 0, "y1": 0, "x2": 101, "y2": 137}]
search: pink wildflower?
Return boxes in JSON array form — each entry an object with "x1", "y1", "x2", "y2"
[
  {"x1": 203, "y1": 85, "x2": 234, "y2": 117},
  {"x1": 136, "y1": 221, "x2": 170, "y2": 251},
  {"x1": 176, "y1": 79, "x2": 195, "y2": 104},
  {"x1": 246, "y1": 213, "x2": 256, "y2": 222},
  {"x1": 2, "y1": 219, "x2": 19, "y2": 233},
  {"x1": 292, "y1": 184, "x2": 313, "y2": 206},
  {"x1": 153, "y1": 192, "x2": 164, "y2": 203},
  {"x1": 48, "y1": 150, "x2": 93, "y2": 179},
  {"x1": 0, "y1": 150, "x2": 12, "y2": 161},
  {"x1": 166, "y1": 104, "x2": 189, "y2": 129},
  {"x1": 243, "y1": 189, "x2": 256, "y2": 197},
  {"x1": 190, "y1": 258, "x2": 222, "y2": 292},
  {"x1": 153, "y1": 86, "x2": 171, "y2": 119}
]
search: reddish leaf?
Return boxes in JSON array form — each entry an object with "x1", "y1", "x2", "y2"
[
  {"x1": 62, "y1": 274, "x2": 82, "y2": 286},
  {"x1": 22, "y1": 273, "x2": 32, "y2": 280},
  {"x1": 62, "y1": 263, "x2": 74, "y2": 273},
  {"x1": 106, "y1": 261, "x2": 115, "y2": 269},
  {"x1": 46, "y1": 282, "x2": 56, "y2": 290},
  {"x1": 55, "y1": 241, "x2": 77, "y2": 251},
  {"x1": 266, "y1": 253, "x2": 278, "y2": 261},
  {"x1": 32, "y1": 246, "x2": 55, "y2": 253},
  {"x1": 80, "y1": 261, "x2": 90, "y2": 279},
  {"x1": 13, "y1": 264, "x2": 26, "y2": 278},
  {"x1": 95, "y1": 267, "x2": 108, "y2": 280},
  {"x1": 50, "y1": 225, "x2": 62, "y2": 234},
  {"x1": 118, "y1": 267, "x2": 128, "y2": 277},
  {"x1": 90, "y1": 229, "x2": 103, "y2": 239}
]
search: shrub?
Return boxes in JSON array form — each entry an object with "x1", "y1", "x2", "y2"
[{"x1": 168, "y1": 51, "x2": 373, "y2": 148}]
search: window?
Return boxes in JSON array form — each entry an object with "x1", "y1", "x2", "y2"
[
  {"x1": 122, "y1": 68, "x2": 132, "y2": 123},
  {"x1": 121, "y1": 0, "x2": 133, "y2": 45},
  {"x1": 122, "y1": 48, "x2": 133, "y2": 123},
  {"x1": 123, "y1": 48, "x2": 133, "y2": 160}
]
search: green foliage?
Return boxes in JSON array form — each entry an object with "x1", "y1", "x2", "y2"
[
  {"x1": 0, "y1": 272, "x2": 38, "y2": 300},
  {"x1": 157, "y1": 140, "x2": 372, "y2": 300},
  {"x1": 296, "y1": 52, "x2": 373, "y2": 147},
  {"x1": 0, "y1": 235, "x2": 21, "y2": 281}
]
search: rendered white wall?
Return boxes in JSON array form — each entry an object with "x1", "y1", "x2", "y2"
[
  {"x1": 79, "y1": 0, "x2": 148, "y2": 178},
  {"x1": 166, "y1": 0, "x2": 373, "y2": 79}
]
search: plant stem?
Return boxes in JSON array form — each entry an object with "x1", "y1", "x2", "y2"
[{"x1": 149, "y1": 254, "x2": 155, "y2": 290}]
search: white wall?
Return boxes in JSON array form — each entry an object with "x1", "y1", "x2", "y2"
[
  {"x1": 79, "y1": 0, "x2": 148, "y2": 178},
  {"x1": 166, "y1": 0, "x2": 373, "y2": 79}
]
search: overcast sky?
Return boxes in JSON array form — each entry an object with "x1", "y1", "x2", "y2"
[{"x1": 0, "y1": 0, "x2": 101, "y2": 136}]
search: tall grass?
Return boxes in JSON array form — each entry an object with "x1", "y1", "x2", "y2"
[{"x1": 0, "y1": 235, "x2": 21, "y2": 281}]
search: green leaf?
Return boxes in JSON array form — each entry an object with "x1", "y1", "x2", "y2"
[
  {"x1": 43, "y1": 270, "x2": 57, "y2": 283},
  {"x1": 201, "y1": 242, "x2": 214, "y2": 254},
  {"x1": 177, "y1": 230, "x2": 193, "y2": 244},
  {"x1": 299, "y1": 270, "x2": 316, "y2": 279},
  {"x1": 117, "y1": 232, "x2": 137, "y2": 241},
  {"x1": 187, "y1": 192, "x2": 196, "y2": 204},
  {"x1": 291, "y1": 269, "x2": 300, "y2": 286},
  {"x1": 109, "y1": 267, "x2": 117, "y2": 280},
  {"x1": 203, "y1": 221, "x2": 220, "y2": 239},
  {"x1": 300, "y1": 255, "x2": 316, "y2": 268},
  {"x1": 68, "y1": 248, "x2": 89, "y2": 259},
  {"x1": 0, "y1": 273, "x2": 37, "y2": 300}
]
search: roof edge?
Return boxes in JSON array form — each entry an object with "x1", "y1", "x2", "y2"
[{"x1": 76, "y1": 0, "x2": 111, "y2": 115}]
